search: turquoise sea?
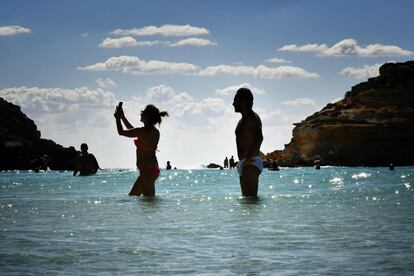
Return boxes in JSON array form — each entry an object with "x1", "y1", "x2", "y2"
[{"x1": 1, "y1": 167, "x2": 413, "y2": 275}]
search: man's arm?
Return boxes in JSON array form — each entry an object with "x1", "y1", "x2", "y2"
[
  {"x1": 91, "y1": 155, "x2": 99, "y2": 174},
  {"x1": 73, "y1": 156, "x2": 79, "y2": 176},
  {"x1": 245, "y1": 115, "x2": 263, "y2": 161}
]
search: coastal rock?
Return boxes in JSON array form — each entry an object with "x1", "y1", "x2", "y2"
[
  {"x1": 266, "y1": 61, "x2": 414, "y2": 166},
  {"x1": 0, "y1": 97, "x2": 78, "y2": 170},
  {"x1": 206, "y1": 163, "x2": 222, "y2": 169}
]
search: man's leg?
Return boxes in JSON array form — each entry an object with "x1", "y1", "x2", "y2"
[{"x1": 239, "y1": 164, "x2": 260, "y2": 197}]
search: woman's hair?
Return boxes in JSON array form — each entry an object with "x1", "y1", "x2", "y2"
[{"x1": 142, "y1": 104, "x2": 169, "y2": 125}]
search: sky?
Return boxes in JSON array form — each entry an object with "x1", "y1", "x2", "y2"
[{"x1": 1, "y1": 0, "x2": 413, "y2": 168}]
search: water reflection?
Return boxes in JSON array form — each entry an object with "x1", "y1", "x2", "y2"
[
  {"x1": 238, "y1": 196, "x2": 263, "y2": 205},
  {"x1": 136, "y1": 196, "x2": 162, "y2": 209}
]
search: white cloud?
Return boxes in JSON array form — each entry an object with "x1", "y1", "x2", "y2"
[
  {"x1": 96, "y1": 78, "x2": 117, "y2": 88},
  {"x1": 339, "y1": 63, "x2": 381, "y2": 79},
  {"x1": 81, "y1": 33, "x2": 89, "y2": 37},
  {"x1": 99, "y1": 36, "x2": 159, "y2": 48},
  {"x1": 173, "y1": 97, "x2": 229, "y2": 116},
  {"x1": 0, "y1": 25, "x2": 31, "y2": 36},
  {"x1": 169, "y1": 38, "x2": 217, "y2": 47},
  {"x1": 279, "y1": 43, "x2": 328, "y2": 53},
  {"x1": 78, "y1": 55, "x2": 199, "y2": 75},
  {"x1": 280, "y1": 113, "x2": 304, "y2": 124},
  {"x1": 111, "y1": 24, "x2": 209, "y2": 37},
  {"x1": 265, "y1": 57, "x2": 291, "y2": 64},
  {"x1": 79, "y1": 56, "x2": 318, "y2": 79},
  {"x1": 146, "y1": 84, "x2": 176, "y2": 100},
  {"x1": 282, "y1": 98, "x2": 316, "y2": 106},
  {"x1": 143, "y1": 84, "x2": 229, "y2": 117},
  {"x1": 256, "y1": 108, "x2": 281, "y2": 120},
  {"x1": 199, "y1": 64, "x2": 319, "y2": 79},
  {"x1": 278, "y1": 38, "x2": 414, "y2": 57},
  {"x1": 0, "y1": 86, "x2": 116, "y2": 115},
  {"x1": 215, "y1": 83, "x2": 266, "y2": 96}
]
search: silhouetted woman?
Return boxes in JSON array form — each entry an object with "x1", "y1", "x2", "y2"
[{"x1": 114, "y1": 102, "x2": 168, "y2": 196}]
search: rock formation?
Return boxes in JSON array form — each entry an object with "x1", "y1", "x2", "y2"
[
  {"x1": 266, "y1": 61, "x2": 414, "y2": 167},
  {"x1": 0, "y1": 97, "x2": 78, "y2": 170},
  {"x1": 206, "y1": 163, "x2": 223, "y2": 169}
]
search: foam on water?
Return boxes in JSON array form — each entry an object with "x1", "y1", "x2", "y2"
[{"x1": 1, "y1": 167, "x2": 413, "y2": 274}]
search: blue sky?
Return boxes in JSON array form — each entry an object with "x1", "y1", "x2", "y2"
[{"x1": 1, "y1": 0, "x2": 413, "y2": 168}]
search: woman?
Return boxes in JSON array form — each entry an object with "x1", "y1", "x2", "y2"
[{"x1": 114, "y1": 102, "x2": 168, "y2": 196}]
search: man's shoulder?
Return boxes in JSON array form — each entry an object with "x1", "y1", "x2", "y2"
[
  {"x1": 250, "y1": 111, "x2": 262, "y2": 125},
  {"x1": 87, "y1": 153, "x2": 96, "y2": 159},
  {"x1": 252, "y1": 111, "x2": 261, "y2": 119}
]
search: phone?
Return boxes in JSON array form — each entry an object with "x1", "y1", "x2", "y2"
[{"x1": 119, "y1": 101, "x2": 123, "y2": 108}]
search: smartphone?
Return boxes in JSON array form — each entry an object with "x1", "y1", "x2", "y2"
[{"x1": 119, "y1": 101, "x2": 123, "y2": 108}]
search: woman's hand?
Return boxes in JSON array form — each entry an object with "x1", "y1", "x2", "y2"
[
  {"x1": 114, "y1": 107, "x2": 122, "y2": 119},
  {"x1": 114, "y1": 103, "x2": 124, "y2": 119}
]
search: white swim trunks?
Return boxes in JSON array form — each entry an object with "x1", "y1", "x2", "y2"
[{"x1": 237, "y1": 156, "x2": 263, "y2": 176}]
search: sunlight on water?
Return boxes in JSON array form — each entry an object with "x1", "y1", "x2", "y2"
[
  {"x1": 1, "y1": 167, "x2": 414, "y2": 274},
  {"x1": 351, "y1": 172, "x2": 371, "y2": 179}
]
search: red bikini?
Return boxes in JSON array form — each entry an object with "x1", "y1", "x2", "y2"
[{"x1": 134, "y1": 138, "x2": 160, "y2": 177}]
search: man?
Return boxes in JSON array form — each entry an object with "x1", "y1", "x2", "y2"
[
  {"x1": 73, "y1": 143, "x2": 100, "y2": 176},
  {"x1": 229, "y1": 155, "x2": 235, "y2": 169},
  {"x1": 224, "y1": 157, "x2": 229, "y2": 168},
  {"x1": 233, "y1": 88, "x2": 263, "y2": 196},
  {"x1": 166, "y1": 161, "x2": 172, "y2": 170}
]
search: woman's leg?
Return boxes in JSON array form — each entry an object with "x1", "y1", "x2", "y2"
[
  {"x1": 128, "y1": 176, "x2": 143, "y2": 196},
  {"x1": 140, "y1": 173, "x2": 158, "y2": 196}
]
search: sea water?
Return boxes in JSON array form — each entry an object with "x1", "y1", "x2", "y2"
[{"x1": 0, "y1": 167, "x2": 413, "y2": 275}]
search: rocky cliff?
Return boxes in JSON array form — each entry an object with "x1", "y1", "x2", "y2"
[
  {"x1": 0, "y1": 97, "x2": 78, "y2": 170},
  {"x1": 267, "y1": 61, "x2": 414, "y2": 167}
]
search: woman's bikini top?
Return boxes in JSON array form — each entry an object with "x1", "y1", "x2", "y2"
[{"x1": 134, "y1": 138, "x2": 157, "y2": 152}]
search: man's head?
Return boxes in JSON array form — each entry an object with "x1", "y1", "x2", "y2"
[
  {"x1": 233, "y1": 88, "x2": 253, "y2": 113},
  {"x1": 80, "y1": 143, "x2": 88, "y2": 154}
]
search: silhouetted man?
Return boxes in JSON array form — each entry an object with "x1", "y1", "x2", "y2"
[
  {"x1": 233, "y1": 88, "x2": 263, "y2": 196},
  {"x1": 166, "y1": 161, "x2": 172, "y2": 170},
  {"x1": 229, "y1": 155, "x2": 235, "y2": 169},
  {"x1": 224, "y1": 157, "x2": 229, "y2": 168},
  {"x1": 73, "y1": 143, "x2": 100, "y2": 176}
]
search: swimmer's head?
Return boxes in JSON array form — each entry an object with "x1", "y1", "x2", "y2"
[{"x1": 80, "y1": 143, "x2": 88, "y2": 153}]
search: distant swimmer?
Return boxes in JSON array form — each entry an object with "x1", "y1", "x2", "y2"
[
  {"x1": 73, "y1": 143, "x2": 100, "y2": 176},
  {"x1": 166, "y1": 161, "x2": 172, "y2": 170},
  {"x1": 233, "y1": 88, "x2": 263, "y2": 197},
  {"x1": 314, "y1": 160, "x2": 321, "y2": 170},
  {"x1": 32, "y1": 154, "x2": 52, "y2": 172},
  {"x1": 269, "y1": 160, "x2": 280, "y2": 171},
  {"x1": 224, "y1": 157, "x2": 229, "y2": 168},
  {"x1": 114, "y1": 102, "x2": 168, "y2": 196}
]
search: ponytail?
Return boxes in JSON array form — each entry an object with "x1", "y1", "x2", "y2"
[
  {"x1": 157, "y1": 111, "x2": 169, "y2": 125},
  {"x1": 160, "y1": 111, "x2": 169, "y2": 118}
]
